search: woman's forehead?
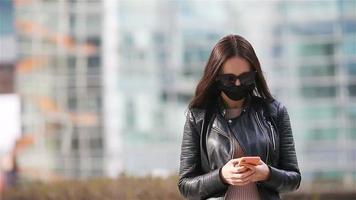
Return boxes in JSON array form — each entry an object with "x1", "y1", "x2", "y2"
[{"x1": 221, "y1": 57, "x2": 252, "y2": 75}]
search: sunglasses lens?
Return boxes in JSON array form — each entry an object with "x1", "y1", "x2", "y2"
[
  {"x1": 238, "y1": 71, "x2": 256, "y2": 85},
  {"x1": 217, "y1": 71, "x2": 256, "y2": 85},
  {"x1": 217, "y1": 74, "x2": 236, "y2": 85}
]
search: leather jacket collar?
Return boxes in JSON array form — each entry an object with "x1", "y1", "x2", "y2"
[{"x1": 216, "y1": 94, "x2": 253, "y2": 118}]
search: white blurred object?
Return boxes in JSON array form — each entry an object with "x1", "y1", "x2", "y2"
[
  {"x1": 151, "y1": 168, "x2": 171, "y2": 178},
  {"x1": 0, "y1": 94, "x2": 21, "y2": 154}
]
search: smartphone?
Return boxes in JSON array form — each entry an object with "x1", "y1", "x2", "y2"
[{"x1": 237, "y1": 156, "x2": 261, "y2": 166}]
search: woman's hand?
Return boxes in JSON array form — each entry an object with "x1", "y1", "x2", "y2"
[
  {"x1": 241, "y1": 160, "x2": 271, "y2": 182},
  {"x1": 220, "y1": 159, "x2": 255, "y2": 186}
]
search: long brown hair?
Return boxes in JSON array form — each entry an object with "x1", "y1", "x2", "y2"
[{"x1": 189, "y1": 34, "x2": 274, "y2": 109}]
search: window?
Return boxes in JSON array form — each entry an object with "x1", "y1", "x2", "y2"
[
  {"x1": 86, "y1": 37, "x2": 101, "y2": 48},
  {"x1": 306, "y1": 127, "x2": 338, "y2": 140},
  {"x1": 342, "y1": 40, "x2": 356, "y2": 55},
  {"x1": 90, "y1": 137, "x2": 103, "y2": 150},
  {"x1": 299, "y1": 43, "x2": 334, "y2": 57},
  {"x1": 342, "y1": 20, "x2": 356, "y2": 34},
  {"x1": 152, "y1": 32, "x2": 165, "y2": 45},
  {"x1": 300, "y1": 105, "x2": 338, "y2": 119},
  {"x1": 71, "y1": 132, "x2": 79, "y2": 151},
  {"x1": 314, "y1": 171, "x2": 343, "y2": 181},
  {"x1": 86, "y1": 14, "x2": 101, "y2": 34},
  {"x1": 0, "y1": 1, "x2": 14, "y2": 35},
  {"x1": 177, "y1": 93, "x2": 192, "y2": 104},
  {"x1": 290, "y1": 22, "x2": 334, "y2": 35},
  {"x1": 68, "y1": 96, "x2": 77, "y2": 110},
  {"x1": 301, "y1": 85, "x2": 336, "y2": 98},
  {"x1": 347, "y1": 128, "x2": 356, "y2": 139},
  {"x1": 348, "y1": 84, "x2": 356, "y2": 97},
  {"x1": 125, "y1": 99, "x2": 135, "y2": 128},
  {"x1": 67, "y1": 56, "x2": 76, "y2": 74},
  {"x1": 346, "y1": 62, "x2": 356, "y2": 75},
  {"x1": 346, "y1": 106, "x2": 356, "y2": 120},
  {"x1": 340, "y1": 0, "x2": 356, "y2": 18},
  {"x1": 299, "y1": 64, "x2": 335, "y2": 77},
  {"x1": 88, "y1": 56, "x2": 100, "y2": 69}
]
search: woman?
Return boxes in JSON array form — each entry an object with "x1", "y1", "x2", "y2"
[{"x1": 178, "y1": 34, "x2": 301, "y2": 200}]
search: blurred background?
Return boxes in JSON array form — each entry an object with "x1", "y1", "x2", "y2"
[{"x1": 0, "y1": 0, "x2": 356, "y2": 199}]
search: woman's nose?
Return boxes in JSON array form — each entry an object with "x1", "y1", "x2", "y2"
[{"x1": 235, "y1": 79, "x2": 241, "y2": 86}]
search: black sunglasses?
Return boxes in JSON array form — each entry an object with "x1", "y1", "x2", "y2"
[{"x1": 216, "y1": 70, "x2": 257, "y2": 86}]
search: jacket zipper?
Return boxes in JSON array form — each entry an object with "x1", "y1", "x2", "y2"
[
  {"x1": 212, "y1": 125, "x2": 234, "y2": 159},
  {"x1": 212, "y1": 123, "x2": 234, "y2": 200},
  {"x1": 267, "y1": 120, "x2": 276, "y2": 151},
  {"x1": 212, "y1": 126, "x2": 229, "y2": 138},
  {"x1": 224, "y1": 133, "x2": 235, "y2": 200},
  {"x1": 254, "y1": 111, "x2": 270, "y2": 165}
]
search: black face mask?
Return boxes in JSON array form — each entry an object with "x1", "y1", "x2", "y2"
[{"x1": 215, "y1": 71, "x2": 256, "y2": 101}]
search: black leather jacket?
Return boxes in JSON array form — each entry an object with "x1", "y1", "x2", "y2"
[{"x1": 178, "y1": 95, "x2": 301, "y2": 200}]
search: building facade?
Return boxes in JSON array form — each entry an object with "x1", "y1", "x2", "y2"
[{"x1": 15, "y1": 0, "x2": 105, "y2": 179}]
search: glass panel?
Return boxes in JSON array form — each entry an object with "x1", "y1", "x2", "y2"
[
  {"x1": 347, "y1": 128, "x2": 356, "y2": 139},
  {"x1": 299, "y1": 64, "x2": 335, "y2": 77},
  {"x1": 305, "y1": 127, "x2": 338, "y2": 140},
  {"x1": 348, "y1": 84, "x2": 356, "y2": 97},
  {"x1": 290, "y1": 22, "x2": 334, "y2": 35},
  {"x1": 301, "y1": 85, "x2": 336, "y2": 98},
  {"x1": 282, "y1": 1, "x2": 337, "y2": 20},
  {"x1": 0, "y1": 1, "x2": 14, "y2": 35},
  {"x1": 346, "y1": 106, "x2": 356, "y2": 120},
  {"x1": 314, "y1": 171, "x2": 343, "y2": 180},
  {"x1": 346, "y1": 62, "x2": 356, "y2": 75},
  {"x1": 342, "y1": 40, "x2": 356, "y2": 55},
  {"x1": 299, "y1": 43, "x2": 334, "y2": 56},
  {"x1": 340, "y1": 0, "x2": 356, "y2": 17},
  {"x1": 125, "y1": 99, "x2": 135, "y2": 128},
  {"x1": 342, "y1": 20, "x2": 356, "y2": 33},
  {"x1": 300, "y1": 105, "x2": 338, "y2": 119}
]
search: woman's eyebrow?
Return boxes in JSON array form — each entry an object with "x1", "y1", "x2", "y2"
[{"x1": 221, "y1": 71, "x2": 251, "y2": 76}]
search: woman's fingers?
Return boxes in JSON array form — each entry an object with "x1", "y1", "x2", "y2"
[
  {"x1": 231, "y1": 172, "x2": 255, "y2": 185},
  {"x1": 230, "y1": 165, "x2": 251, "y2": 174},
  {"x1": 224, "y1": 158, "x2": 267, "y2": 185},
  {"x1": 224, "y1": 158, "x2": 270, "y2": 186},
  {"x1": 231, "y1": 169, "x2": 255, "y2": 180},
  {"x1": 229, "y1": 158, "x2": 240, "y2": 166},
  {"x1": 240, "y1": 163, "x2": 257, "y2": 171},
  {"x1": 236, "y1": 166, "x2": 249, "y2": 173}
]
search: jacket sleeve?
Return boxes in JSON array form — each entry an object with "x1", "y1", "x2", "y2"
[
  {"x1": 259, "y1": 103, "x2": 302, "y2": 193},
  {"x1": 177, "y1": 109, "x2": 228, "y2": 200}
]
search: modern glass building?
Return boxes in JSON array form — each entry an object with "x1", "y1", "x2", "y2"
[
  {"x1": 14, "y1": 0, "x2": 105, "y2": 179},
  {"x1": 268, "y1": 0, "x2": 356, "y2": 191}
]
